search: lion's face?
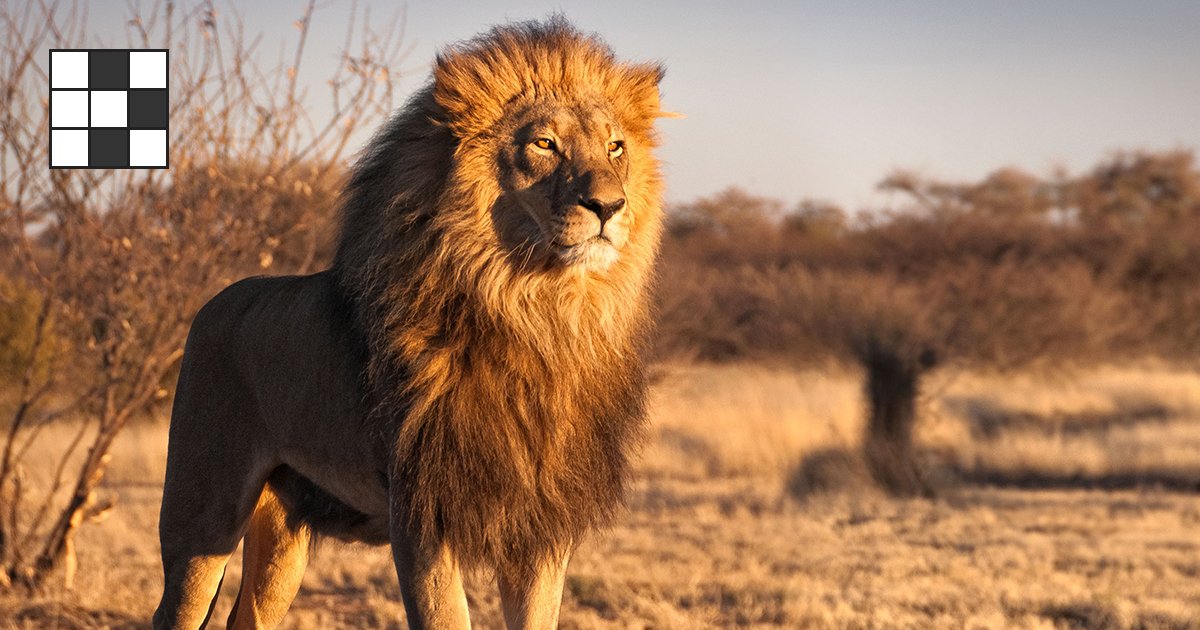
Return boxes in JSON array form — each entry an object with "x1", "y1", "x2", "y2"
[{"x1": 488, "y1": 98, "x2": 638, "y2": 272}]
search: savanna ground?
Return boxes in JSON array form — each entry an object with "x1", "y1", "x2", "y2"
[{"x1": 3, "y1": 363, "x2": 1200, "y2": 629}]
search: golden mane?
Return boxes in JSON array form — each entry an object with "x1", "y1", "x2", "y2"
[{"x1": 330, "y1": 17, "x2": 667, "y2": 580}]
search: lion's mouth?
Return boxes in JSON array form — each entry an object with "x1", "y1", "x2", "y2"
[
  {"x1": 551, "y1": 235, "x2": 618, "y2": 269},
  {"x1": 552, "y1": 233, "x2": 610, "y2": 250}
]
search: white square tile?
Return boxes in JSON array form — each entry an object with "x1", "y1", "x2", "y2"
[
  {"x1": 51, "y1": 129, "x2": 88, "y2": 166},
  {"x1": 90, "y1": 91, "x2": 127, "y2": 127},
  {"x1": 50, "y1": 51, "x2": 88, "y2": 88},
  {"x1": 50, "y1": 90, "x2": 88, "y2": 127},
  {"x1": 129, "y1": 51, "x2": 167, "y2": 89},
  {"x1": 129, "y1": 129, "x2": 167, "y2": 167}
]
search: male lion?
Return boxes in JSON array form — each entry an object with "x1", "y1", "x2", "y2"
[{"x1": 153, "y1": 17, "x2": 669, "y2": 630}]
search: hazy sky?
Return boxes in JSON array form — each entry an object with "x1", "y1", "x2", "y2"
[{"x1": 91, "y1": 1, "x2": 1200, "y2": 209}]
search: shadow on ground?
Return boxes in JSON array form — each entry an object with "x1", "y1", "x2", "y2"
[
  {"x1": 951, "y1": 466, "x2": 1200, "y2": 492},
  {"x1": 947, "y1": 396, "x2": 1176, "y2": 440}
]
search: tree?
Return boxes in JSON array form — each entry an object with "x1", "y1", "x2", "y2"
[{"x1": 0, "y1": 0, "x2": 405, "y2": 588}]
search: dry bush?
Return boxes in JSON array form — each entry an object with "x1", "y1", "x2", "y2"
[
  {"x1": 1073, "y1": 149, "x2": 1200, "y2": 227},
  {"x1": 0, "y1": 0, "x2": 405, "y2": 589},
  {"x1": 654, "y1": 265, "x2": 819, "y2": 363},
  {"x1": 657, "y1": 150, "x2": 1200, "y2": 369}
]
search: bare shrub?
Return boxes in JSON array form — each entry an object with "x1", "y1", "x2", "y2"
[{"x1": 0, "y1": 0, "x2": 404, "y2": 589}]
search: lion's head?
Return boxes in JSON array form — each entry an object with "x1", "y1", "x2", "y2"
[
  {"x1": 330, "y1": 18, "x2": 671, "y2": 580},
  {"x1": 334, "y1": 15, "x2": 672, "y2": 365},
  {"x1": 428, "y1": 18, "x2": 667, "y2": 277}
]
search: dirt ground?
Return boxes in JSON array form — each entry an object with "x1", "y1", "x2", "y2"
[{"x1": 3, "y1": 364, "x2": 1200, "y2": 629}]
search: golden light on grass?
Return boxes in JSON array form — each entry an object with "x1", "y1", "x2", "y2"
[{"x1": 5, "y1": 364, "x2": 1200, "y2": 627}]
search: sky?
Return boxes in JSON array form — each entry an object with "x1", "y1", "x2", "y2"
[{"x1": 89, "y1": 0, "x2": 1200, "y2": 209}]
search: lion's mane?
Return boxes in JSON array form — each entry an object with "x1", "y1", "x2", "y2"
[{"x1": 331, "y1": 18, "x2": 666, "y2": 580}]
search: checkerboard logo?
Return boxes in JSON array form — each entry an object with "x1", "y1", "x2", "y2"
[{"x1": 49, "y1": 49, "x2": 169, "y2": 169}]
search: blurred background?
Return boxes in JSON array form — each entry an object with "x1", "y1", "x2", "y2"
[{"x1": 2, "y1": 1, "x2": 1200, "y2": 628}]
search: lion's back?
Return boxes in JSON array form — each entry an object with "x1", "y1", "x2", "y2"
[{"x1": 174, "y1": 270, "x2": 371, "y2": 445}]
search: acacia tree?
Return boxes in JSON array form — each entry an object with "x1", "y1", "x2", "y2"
[{"x1": 0, "y1": 0, "x2": 404, "y2": 588}]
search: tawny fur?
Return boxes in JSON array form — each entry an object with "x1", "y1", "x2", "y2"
[
  {"x1": 154, "y1": 18, "x2": 668, "y2": 629},
  {"x1": 333, "y1": 18, "x2": 666, "y2": 581}
]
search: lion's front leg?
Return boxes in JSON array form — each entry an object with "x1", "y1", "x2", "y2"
[
  {"x1": 498, "y1": 553, "x2": 571, "y2": 630},
  {"x1": 390, "y1": 521, "x2": 471, "y2": 629}
]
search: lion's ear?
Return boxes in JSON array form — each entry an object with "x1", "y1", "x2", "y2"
[
  {"x1": 432, "y1": 50, "x2": 508, "y2": 136},
  {"x1": 615, "y1": 63, "x2": 668, "y2": 134}
]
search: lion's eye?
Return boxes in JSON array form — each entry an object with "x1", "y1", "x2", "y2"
[
  {"x1": 607, "y1": 140, "x2": 624, "y2": 158},
  {"x1": 532, "y1": 138, "x2": 556, "y2": 151}
]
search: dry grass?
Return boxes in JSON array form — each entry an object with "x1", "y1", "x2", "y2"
[
  {"x1": 4, "y1": 363, "x2": 1200, "y2": 628},
  {"x1": 644, "y1": 364, "x2": 862, "y2": 479},
  {"x1": 931, "y1": 364, "x2": 1200, "y2": 488}
]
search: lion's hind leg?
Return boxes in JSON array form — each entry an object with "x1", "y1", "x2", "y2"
[
  {"x1": 154, "y1": 341, "x2": 275, "y2": 629},
  {"x1": 226, "y1": 480, "x2": 311, "y2": 630},
  {"x1": 153, "y1": 464, "x2": 264, "y2": 630},
  {"x1": 152, "y1": 554, "x2": 230, "y2": 630}
]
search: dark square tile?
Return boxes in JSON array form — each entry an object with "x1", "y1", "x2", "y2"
[
  {"x1": 89, "y1": 128, "x2": 129, "y2": 167},
  {"x1": 128, "y1": 89, "x2": 168, "y2": 128},
  {"x1": 89, "y1": 50, "x2": 129, "y2": 90}
]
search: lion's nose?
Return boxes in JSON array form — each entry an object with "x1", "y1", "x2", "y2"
[{"x1": 580, "y1": 195, "x2": 626, "y2": 226}]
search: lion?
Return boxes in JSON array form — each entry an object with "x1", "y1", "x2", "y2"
[{"x1": 153, "y1": 17, "x2": 670, "y2": 630}]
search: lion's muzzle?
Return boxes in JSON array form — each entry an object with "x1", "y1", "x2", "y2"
[
  {"x1": 580, "y1": 194, "x2": 626, "y2": 228},
  {"x1": 554, "y1": 166, "x2": 629, "y2": 266}
]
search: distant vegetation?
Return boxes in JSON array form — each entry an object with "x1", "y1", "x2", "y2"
[
  {"x1": 657, "y1": 149, "x2": 1200, "y2": 367},
  {"x1": 654, "y1": 149, "x2": 1200, "y2": 492}
]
